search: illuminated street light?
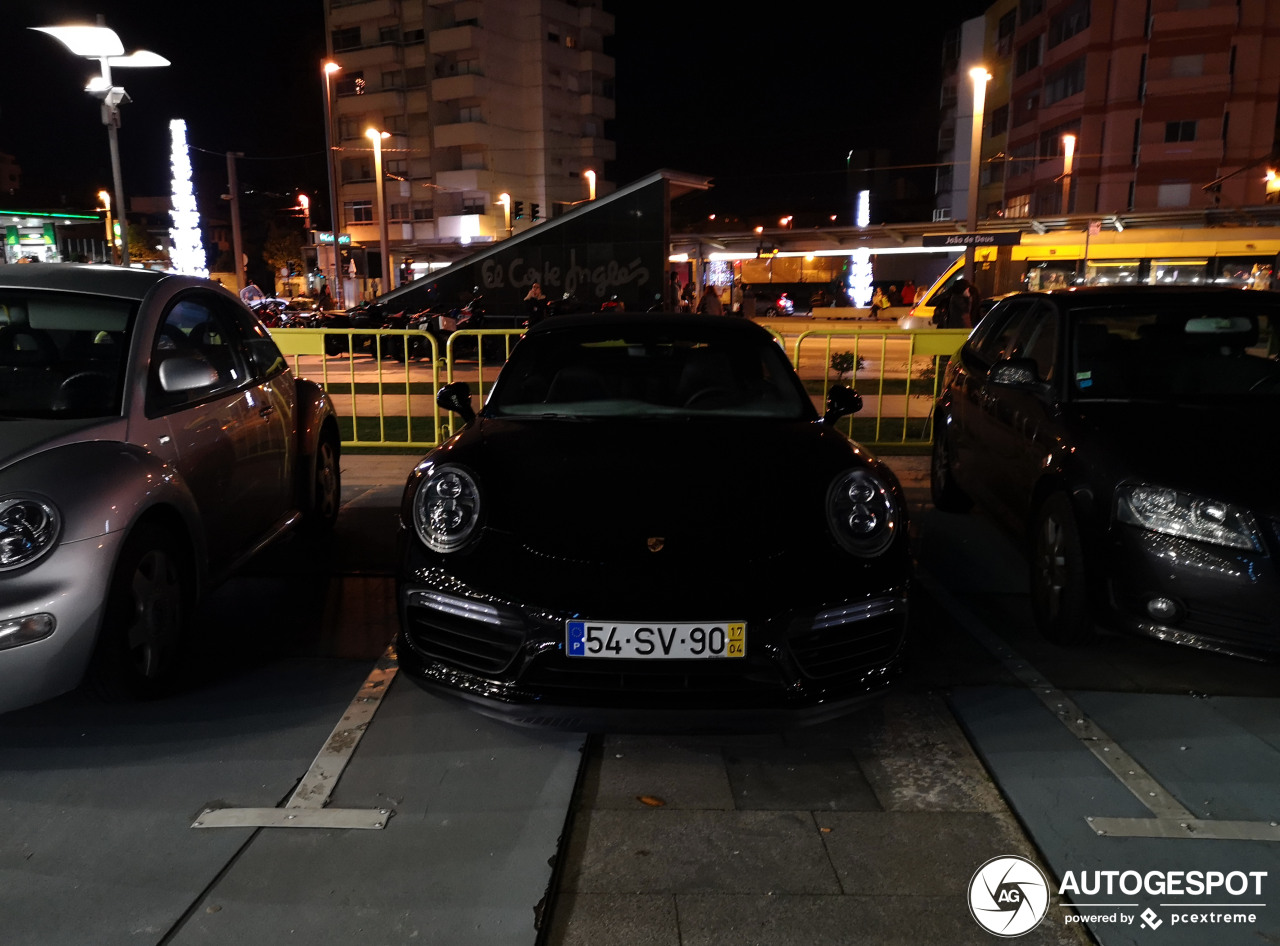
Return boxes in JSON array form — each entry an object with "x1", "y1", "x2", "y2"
[
  {"x1": 498, "y1": 192, "x2": 512, "y2": 236},
  {"x1": 322, "y1": 61, "x2": 344, "y2": 307},
  {"x1": 584, "y1": 169, "x2": 597, "y2": 201},
  {"x1": 97, "y1": 189, "x2": 115, "y2": 264},
  {"x1": 33, "y1": 23, "x2": 169, "y2": 268},
  {"x1": 366, "y1": 128, "x2": 392, "y2": 294},
  {"x1": 1061, "y1": 133, "x2": 1077, "y2": 215},
  {"x1": 965, "y1": 66, "x2": 992, "y2": 284}
]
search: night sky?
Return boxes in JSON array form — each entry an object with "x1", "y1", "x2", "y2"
[{"x1": 0, "y1": 0, "x2": 988, "y2": 223}]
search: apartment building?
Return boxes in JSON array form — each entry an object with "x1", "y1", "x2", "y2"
[
  {"x1": 324, "y1": 0, "x2": 616, "y2": 264},
  {"x1": 938, "y1": 0, "x2": 1280, "y2": 221}
]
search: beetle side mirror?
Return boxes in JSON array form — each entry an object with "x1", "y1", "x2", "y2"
[
  {"x1": 437, "y1": 380, "x2": 476, "y2": 425},
  {"x1": 824, "y1": 384, "x2": 863, "y2": 424}
]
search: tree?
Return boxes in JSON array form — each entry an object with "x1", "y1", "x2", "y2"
[
  {"x1": 126, "y1": 223, "x2": 170, "y2": 265},
  {"x1": 830, "y1": 351, "x2": 863, "y2": 382},
  {"x1": 262, "y1": 223, "x2": 305, "y2": 295}
]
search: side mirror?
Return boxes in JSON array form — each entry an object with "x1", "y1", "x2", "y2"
[
  {"x1": 158, "y1": 354, "x2": 219, "y2": 393},
  {"x1": 437, "y1": 380, "x2": 476, "y2": 425},
  {"x1": 824, "y1": 384, "x2": 863, "y2": 424},
  {"x1": 988, "y1": 357, "x2": 1041, "y2": 388}
]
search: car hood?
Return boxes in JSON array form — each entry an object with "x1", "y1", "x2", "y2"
[
  {"x1": 450, "y1": 416, "x2": 887, "y2": 559},
  {"x1": 0, "y1": 417, "x2": 126, "y2": 474},
  {"x1": 1069, "y1": 401, "x2": 1280, "y2": 512}
]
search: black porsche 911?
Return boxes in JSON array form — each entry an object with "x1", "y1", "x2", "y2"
[
  {"x1": 931, "y1": 286, "x2": 1280, "y2": 659},
  {"x1": 395, "y1": 314, "x2": 911, "y2": 730}
]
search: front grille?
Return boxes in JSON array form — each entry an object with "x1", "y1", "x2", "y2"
[
  {"x1": 403, "y1": 590, "x2": 525, "y2": 674},
  {"x1": 789, "y1": 598, "x2": 905, "y2": 679},
  {"x1": 520, "y1": 653, "x2": 786, "y2": 698}
]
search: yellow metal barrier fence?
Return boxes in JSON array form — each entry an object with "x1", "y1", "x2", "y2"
[{"x1": 270, "y1": 324, "x2": 968, "y2": 451}]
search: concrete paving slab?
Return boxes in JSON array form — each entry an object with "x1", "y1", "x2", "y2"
[
  {"x1": 724, "y1": 744, "x2": 881, "y2": 811},
  {"x1": 589, "y1": 735, "x2": 737, "y2": 810},
  {"x1": 545, "y1": 892, "x2": 679, "y2": 946},
  {"x1": 171, "y1": 678, "x2": 586, "y2": 946},
  {"x1": 560, "y1": 809, "x2": 841, "y2": 895}
]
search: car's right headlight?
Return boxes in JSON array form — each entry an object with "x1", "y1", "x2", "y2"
[
  {"x1": 1115, "y1": 484, "x2": 1262, "y2": 552},
  {"x1": 411, "y1": 463, "x2": 483, "y2": 553},
  {"x1": 0, "y1": 496, "x2": 61, "y2": 571},
  {"x1": 826, "y1": 467, "x2": 901, "y2": 556}
]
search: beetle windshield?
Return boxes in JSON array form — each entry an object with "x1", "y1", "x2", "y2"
[
  {"x1": 0, "y1": 290, "x2": 136, "y2": 419},
  {"x1": 1070, "y1": 304, "x2": 1280, "y2": 401},
  {"x1": 486, "y1": 324, "x2": 814, "y2": 419}
]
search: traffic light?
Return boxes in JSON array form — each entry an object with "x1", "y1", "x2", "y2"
[
  {"x1": 513, "y1": 200, "x2": 525, "y2": 220},
  {"x1": 530, "y1": 203, "x2": 541, "y2": 221}
]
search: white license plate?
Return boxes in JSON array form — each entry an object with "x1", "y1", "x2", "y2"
[{"x1": 566, "y1": 621, "x2": 746, "y2": 659}]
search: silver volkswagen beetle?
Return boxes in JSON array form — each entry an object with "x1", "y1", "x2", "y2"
[{"x1": 0, "y1": 264, "x2": 341, "y2": 713}]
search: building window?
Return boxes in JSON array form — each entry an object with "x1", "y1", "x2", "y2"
[
  {"x1": 940, "y1": 84, "x2": 958, "y2": 110},
  {"x1": 346, "y1": 200, "x2": 373, "y2": 223},
  {"x1": 382, "y1": 70, "x2": 404, "y2": 90},
  {"x1": 987, "y1": 105, "x2": 1010, "y2": 138},
  {"x1": 1170, "y1": 54, "x2": 1204, "y2": 77},
  {"x1": 1165, "y1": 120, "x2": 1196, "y2": 143},
  {"x1": 1013, "y1": 89, "x2": 1041, "y2": 126},
  {"x1": 385, "y1": 158, "x2": 408, "y2": 177},
  {"x1": 938, "y1": 125, "x2": 956, "y2": 151},
  {"x1": 335, "y1": 71, "x2": 366, "y2": 96},
  {"x1": 404, "y1": 67, "x2": 428, "y2": 88},
  {"x1": 462, "y1": 195, "x2": 486, "y2": 214},
  {"x1": 1043, "y1": 58, "x2": 1086, "y2": 105},
  {"x1": 337, "y1": 117, "x2": 363, "y2": 141},
  {"x1": 997, "y1": 10, "x2": 1016, "y2": 55},
  {"x1": 1019, "y1": 0, "x2": 1044, "y2": 20},
  {"x1": 1047, "y1": 0, "x2": 1090, "y2": 48},
  {"x1": 331, "y1": 27, "x2": 361, "y2": 52},
  {"x1": 547, "y1": 31, "x2": 560, "y2": 43},
  {"x1": 458, "y1": 105, "x2": 483, "y2": 123},
  {"x1": 1009, "y1": 141, "x2": 1037, "y2": 177},
  {"x1": 1157, "y1": 183, "x2": 1192, "y2": 207},
  {"x1": 1016, "y1": 35, "x2": 1043, "y2": 76},
  {"x1": 378, "y1": 26, "x2": 401, "y2": 44},
  {"x1": 1007, "y1": 193, "x2": 1031, "y2": 218},
  {"x1": 389, "y1": 203, "x2": 410, "y2": 223},
  {"x1": 412, "y1": 203, "x2": 434, "y2": 221},
  {"x1": 404, "y1": 28, "x2": 425, "y2": 44}
]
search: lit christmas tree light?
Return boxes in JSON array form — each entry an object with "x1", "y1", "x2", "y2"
[{"x1": 168, "y1": 119, "x2": 207, "y2": 276}]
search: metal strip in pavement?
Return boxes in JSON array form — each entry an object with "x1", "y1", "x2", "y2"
[
  {"x1": 192, "y1": 645, "x2": 399, "y2": 831},
  {"x1": 920, "y1": 571, "x2": 1279, "y2": 841}
]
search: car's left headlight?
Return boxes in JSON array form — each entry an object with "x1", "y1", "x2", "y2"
[
  {"x1": 411, "y1": 463, "x2": 482, "y2": 553},
  {"x1": 1116, "y1": 484, "x2": 1262, "y2": 552},
  {"x1": 826, "y1": 468, "x2": 900, "y2": 556},
  {"x1": 0, "y1": 496, "x2": 61, "y2": 571}
]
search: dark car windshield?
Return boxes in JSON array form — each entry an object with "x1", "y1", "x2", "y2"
[
  {"x1": 1070, "y1": 303, "x2": 1280, "y2": 401},
  {"x1": 0, "y1": 290, "x2": 136, "y2": 419},
  {"x1": 486, "y1": 324, "x2": 813, "y2": 419}
]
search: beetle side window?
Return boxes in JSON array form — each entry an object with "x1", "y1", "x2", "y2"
[
  {"x1": 1011, "y1": 303, "x2": 1059, "y2": 381},
  {"x1": 147, "y1": 294, "x2": 250, "y2": 414}
]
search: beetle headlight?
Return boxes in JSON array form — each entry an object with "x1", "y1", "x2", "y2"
[
  {"x1": 826, "y1": 468, "x2": 900, "y2": 556},
  {"x1": 412, "y1": 464, "x2": 482, "y2": 553},
  {"x1": 1116, "y1": 485, "x2": 1262, "y2": 552},
  {"x1": 0, "y1": 496, "x2": 61, "y2": 571}
]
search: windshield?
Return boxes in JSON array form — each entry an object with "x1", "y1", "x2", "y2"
[
  {"x1": 1070, "y1": 303, "x2": 1280, "y2": 401},
  {"x1": 0, "y1": 290, "x2": 136, "y2": 419},
  {"x1": 486, "y1": 324, "x2": 813, "y2": 419}
]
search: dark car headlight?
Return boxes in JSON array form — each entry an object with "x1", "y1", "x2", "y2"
[
  {"x1": 0, "y1": 496, "x2": 61, "y2": 571},
  {"x1": 1116, "y1": 485, "x2": 1262, "y2": 552},
  {"x1": 412, "y1": 463, "x2": 482, "y2": 553},
  {"x1": 826, "y1": 468, "x2": 900, "y2": 556}
]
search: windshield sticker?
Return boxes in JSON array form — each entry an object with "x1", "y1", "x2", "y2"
[{"x1": 1076, "y1": 371, "x2": 1092, "y2": 388}]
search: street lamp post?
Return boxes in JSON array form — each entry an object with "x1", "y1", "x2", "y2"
[
  {"x1": 33, "y1": 24, "x2": 168, "y2": 268},
  {"x1": 322, "y1": 61, "x2": 344, "y2": 307},
  {"x1": 965, "y1": 66, "x2": 992, "y2": 285},
  {"x1": 498, "y1": 193, "x2": 512, "y2": 237},
  {"x1": 1061, "y1": 133, "x2": 1077, "y2": 215},
  {"x1": 366, "y1": 128, "x2": 392, "y2": 296}
]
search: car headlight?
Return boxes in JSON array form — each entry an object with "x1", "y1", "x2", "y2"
[
  {"x1": 412, "y1": 463, "x2": 482, "y2": 553},
  {"x1": 826, "y1": 468, "x2": 900, "y2": 556},
  {"x1": 1116, "y1": 485, "x2": 1261, "y2": 552},
  {"x1": 0, "y1": 496, "x2": 61, "y2": 571}
]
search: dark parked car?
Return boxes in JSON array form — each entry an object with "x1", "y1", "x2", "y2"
[
  {"x1": 931, "y1": 286, "x2": 1280, "y2": 657},
  {"x1": 396, "y1": 314, "x2": 911, "y2": 730},
  {"x1": 0, "y1": 265, "x2": 341, "y2": 713}
]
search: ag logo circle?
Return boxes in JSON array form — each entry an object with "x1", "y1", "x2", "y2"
[{"x1": 968, "y1": 855, "x2": 1050, "y2": 937}]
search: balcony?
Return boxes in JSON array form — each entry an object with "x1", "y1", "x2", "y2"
[
  {"x1": 1150, "y1": 4, "x2": 1238, "y2": 35},
  {"x1": 578, "y1": 49, "x2": 615, "y2": 79},
  {"x1": 437, "y1": 213, "x2": 500, "y2": 242},
  {"x1": 579, "y1": 93, "x2": 615, "y2": 120},
  {"x1": 429, "y1": 25, "x2": 480, "y2": 55},
  {"x1": 431, "y1": 74, "x2": 490, "y2": 101},
  {"x1": 434, "y1": 121, "x2": 495, "y2": 149},
  {"x1": 330, "y1": 0, "x2": 401, "y2": 21},
  {"x1": 332, "y1": 44, "x2": 403, "y2": 72},
  {"x1": 435, "y1": 169, "x2": 495, "y2": 191},
  {"x1": 1144, "y1": 73, "x2": 1230, "y2": 100}
]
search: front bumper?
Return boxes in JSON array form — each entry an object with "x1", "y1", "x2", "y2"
[
  {"x1": 1104, "y1": 524, "x2": 1280, "y2": 658},
  {"x1": 396, "y1": 565, "x2": 909, "y2": 731},
  {"x1": 0, "y1": 531, "x2": 124, "y2": 713}
]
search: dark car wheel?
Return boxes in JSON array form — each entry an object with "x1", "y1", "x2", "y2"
[
  {"x1": 308, "y1": 431, "x2": 342, "y2": 530},
  {"x1": 930, "y1": 426, "x2": 972, "y2": 512},
  {"x1": 1029, "y1": 493, "x2": 1095, "y2": 645},
  {"x1": 89, "y1": 524, "x2": 193, "y2": 701}
]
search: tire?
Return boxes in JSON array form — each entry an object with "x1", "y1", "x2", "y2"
[
  {"x1": 929, "y1": 424, "x2": 972, "y2": 512},
  {"x1": 89, "y1": 524, "x2": 193, "y2": 701},
  {"x1": 1029, "y1": 493, "x2": 1095, "y2": 645},
  {"x1": 307, "y1": 430, "x2": 342, "y2": 531}
]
